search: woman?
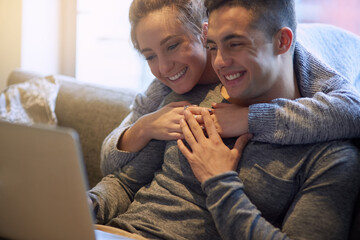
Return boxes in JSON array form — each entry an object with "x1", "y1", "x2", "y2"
[{"x1": 100, "y1": 0, "x2": 360, "y2": 175}]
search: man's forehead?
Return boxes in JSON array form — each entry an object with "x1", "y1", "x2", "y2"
[{"x1": 207, "y1": 6, "x2": 253, "y2": 40}]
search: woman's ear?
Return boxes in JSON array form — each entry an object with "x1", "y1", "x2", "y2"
[
  {"x1": 274, "y1": 27, "x2": 293, "y2": 55},
  {"x1": 201, "y1": 22, "x2": 208, "y2": 46}
]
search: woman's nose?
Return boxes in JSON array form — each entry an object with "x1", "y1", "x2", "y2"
[{"x1": 158, "y1": 56, "x2": 174, "y2": 75}]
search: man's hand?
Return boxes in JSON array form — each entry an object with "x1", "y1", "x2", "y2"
[
  {"x1": 187, "y1": 103, "x2": 249, "y2": 138},
  {"x1": 177, "y1": 109, "x2": 251, "y2": 183}
]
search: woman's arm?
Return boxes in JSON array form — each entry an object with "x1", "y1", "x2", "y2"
[
  {"x1": 100, "y1": 78, "x2": 171, "y2": 175},
  {"x1": 249, "y1": 43, "x2": 360, "y2": 144}
]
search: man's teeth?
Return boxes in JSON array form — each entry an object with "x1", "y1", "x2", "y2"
[
  {"x1": 225, "y1": 72, "x2": 245, "y2": 81},
  {"x1": 169, "y1": 68, "x2": 187, "y2": 81}
]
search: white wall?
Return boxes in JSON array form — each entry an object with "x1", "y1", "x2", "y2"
[
  {"x1": 0, "y1": 0, "x2": 22, "y2": 91},
  {"x1": 0, "y1": 0, "x2": 76, "y2": 92},
  {"x1": 21, "y1": 0, "x2": 76, "y2": 76}
]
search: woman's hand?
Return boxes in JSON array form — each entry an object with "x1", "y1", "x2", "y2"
[
  {"x1": 118, "y1": 101, "x2": 191, "y2": 152},
  {"x1": 187, "y1": 103, "x2": 249, "y2": 138},
  {"x1": 177, "y1": 109, "x2": 251, "y2": 183}
]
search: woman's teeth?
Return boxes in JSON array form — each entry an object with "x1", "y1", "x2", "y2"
[
  {"x1": 169, "y1": 67, "x2": 187, "y2": 81},
  {"x1": 225, "y1": 72, "x2": 245, "y2": 81}
]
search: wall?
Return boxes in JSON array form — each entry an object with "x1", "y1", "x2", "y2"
[
  {"x1": 0, "y1": 0, "x2": 22, "y2": 91},
  {"x1": 0, "y1": 0, "x2": 76, "y2": 92},
  {"x1": 21, "y1": 0, "x2": 76, "y2": 77}
]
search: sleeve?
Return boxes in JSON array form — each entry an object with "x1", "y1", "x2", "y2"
[
  {"x1": 249, "y1": 80, "x2": 360, "y2": 144},
  {"x1": 89, "y1": 140, "x2": 166, "y2": 224},
  {"x1": 248, "y1": 44, "x2": 360, "y2": 144},
  {"x1": 100, "y1": 78, "x2": 171, "y2": 175},
  {"x1": 202, "y1": 143, "x2": 360, "y2": 240}
]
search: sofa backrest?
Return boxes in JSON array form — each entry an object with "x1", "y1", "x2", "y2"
[{"x1": 7, "y1": 69, "x2": 136, "y2": 188}]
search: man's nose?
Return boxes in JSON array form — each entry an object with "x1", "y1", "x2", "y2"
[{"x1": 213, "y1": 50, "x2": 231, "y2": 69}]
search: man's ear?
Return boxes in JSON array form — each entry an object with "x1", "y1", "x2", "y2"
[
  {"x1": 201, "y1": 22, "x2": 208, "y2": 46},
  {"x1": 274, "y1": 27, "x2": 293, "y2": 55}
]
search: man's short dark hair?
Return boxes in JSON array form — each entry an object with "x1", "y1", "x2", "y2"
[{"x1": 205, "y1": 0, "x2": 297, "y2": 51}]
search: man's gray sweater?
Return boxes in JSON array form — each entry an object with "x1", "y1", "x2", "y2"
[{"x1": 89, "y1": 81, "x2": 360, "y2": 239}]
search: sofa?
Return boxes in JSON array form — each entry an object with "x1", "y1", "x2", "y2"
[
  {"x1": 4, "y1": 68, "x2": 360, "y2": 240},
  {"x1": 6, "y1": 69, "x2": 137, "y2": 189}
]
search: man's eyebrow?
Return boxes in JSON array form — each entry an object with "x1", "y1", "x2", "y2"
[
  {"x1": 206, "y1": 34, "x2": 247, "y2": 46},
  {"x1": 140, "y1": 35, "x2": 178, "y2": 54},
  {"x1": 206, "y1": 38, "x2": 216, "y2": 45},
  {"x1": 223, "y1": 34, "x2": 247, "y2": 42}
]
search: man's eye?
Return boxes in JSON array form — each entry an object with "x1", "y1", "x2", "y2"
[
  {"x1": 168, "y1": 42, "x2": 179, "y2": 50},
  {"x1": 230, "y1": 42, "x2": 243, "y2": 48}
]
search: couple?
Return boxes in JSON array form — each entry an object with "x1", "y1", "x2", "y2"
[{"x1": 89, "y1": 0, "x2": 360, "y2": 239}]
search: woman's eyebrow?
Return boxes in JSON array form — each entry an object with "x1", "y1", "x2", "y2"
[
  {"x1": 160, "y1": 35, "x2": 177, "y2": 46},
  {"x1": 140, "y1": 35, "x2": 179, "y2": 54}
]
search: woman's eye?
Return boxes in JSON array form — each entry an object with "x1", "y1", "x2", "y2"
[
  {"x1": 168, "y1": 42, "x2": 179, "y2": 50},
  {"x1": 145, "y1": 55, "x2": 155, "y2": 61},
  {"x1": 206, "y1": 44, "x2": 217, "y2": 51}
]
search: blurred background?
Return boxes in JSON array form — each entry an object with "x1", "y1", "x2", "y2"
[{"x1": 1, "y1": 0, "x2": 359, "y2": 92}]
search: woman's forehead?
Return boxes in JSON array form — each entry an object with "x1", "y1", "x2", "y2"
[{"x1": 136, "y1": 9, "x2": 196, "y2": 43}]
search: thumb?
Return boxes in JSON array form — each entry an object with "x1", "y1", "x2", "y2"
[
  {"x1": 232, "y1": 133, "x2": 252, "y2": 153},
  {"x1": 168, "y1": 101, "x2": 192, "y2": 107},
  {"x1": 212, "y1": 102, "x2": 230, "y2": 109}
]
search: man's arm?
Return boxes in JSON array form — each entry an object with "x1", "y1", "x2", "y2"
[
  {"x1": 203, "y1": 142, "x2": 359, "y2": 240},
  {"x1": 90, "y1": 139, "x2": 166, "y2": 224}
]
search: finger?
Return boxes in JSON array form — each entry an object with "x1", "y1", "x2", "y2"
[
  {"x1": 186, "y1": 106, "x2": 213, "y2": 115},
  {"x1": 177, "y1": 139, "x2": 193, "y2": 160},
  {"x1": 212, "y1": 102, "x2": 230, "y2": 109},
  {"x1": 232, "y1": 133, "x2": 252, "y2": 153},
  {"x1": 194, "y1": 115, "x2": 204, "y2": 124},
  {"x1": 201, "y1": 109, "x2": 220, "y2": 139},
  {"x1": 167, "y1": 132, "x2": 184, "y2": 140},
  {"x1": 168, "y1": 101, "x2": 192, "y2": 108},
  {"x1": 179, "y1": 118, "x2": 198, "y2": 145},
  {"x1": 184, "y1": 110, "x2": 206, "y2": 142}
]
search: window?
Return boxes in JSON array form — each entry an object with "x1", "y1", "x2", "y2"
[
  {"x1": 75, "y1": 0, "x2": 360, "y2": 91},
  {"x1": 296, "y1": 0, "x2": 360, "y2": 35},
  {"x1": 76, "y1": 0, "x2": 153, "y2": 91}
]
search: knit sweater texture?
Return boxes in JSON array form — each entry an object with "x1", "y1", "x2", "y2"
[
  {"x1": 100, "y1": 24, "x2": 360, "y2": 175},
  {"x1": 89, "y1": 82, "x2": 360, "y2": 240}
]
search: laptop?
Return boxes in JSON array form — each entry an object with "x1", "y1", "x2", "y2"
[{"x1": 0, "y1": 120, "x2": 133, "y2": 240}]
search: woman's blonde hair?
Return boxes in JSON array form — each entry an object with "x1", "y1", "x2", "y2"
[{"x1": 129, "y1": 0, "x2": 207, "y2": 52}]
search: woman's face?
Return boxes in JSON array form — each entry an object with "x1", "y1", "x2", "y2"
[{"x1": 135, "y1": 7, "x2": 207, "y2": 94}]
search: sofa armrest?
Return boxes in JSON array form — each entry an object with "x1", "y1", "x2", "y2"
[{"x1": 7, "y1": 69, "x2": 137, "y2": 188}]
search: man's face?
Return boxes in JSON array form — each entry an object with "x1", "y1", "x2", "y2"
[{"x1": 207, "y1": 5, "x2": 280, "y2": 104}]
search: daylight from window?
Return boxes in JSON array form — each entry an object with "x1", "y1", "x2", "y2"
[
  {"x1": 76, "y1": 0, "x2": 153, "y2": 90},
  {"x1": 76, "y1": 0, "x2": 360, "y2": 91}
]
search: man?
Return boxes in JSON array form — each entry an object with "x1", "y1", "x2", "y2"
[
  {"x1": 89, "y1": 0, "x2": 360, "y2": 239},
  {"x1": 177, "y1": 0, "x2": 360, "y2": 239}
]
